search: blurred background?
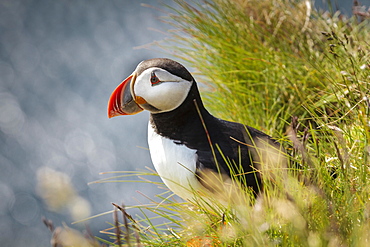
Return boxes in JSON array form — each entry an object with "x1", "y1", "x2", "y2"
[
  {"x1": 0, "y1": 0, "x2": 178, "y2": 245},
  {"x1": 0, "y1": 0, "x2": 361, "y2": 246}
]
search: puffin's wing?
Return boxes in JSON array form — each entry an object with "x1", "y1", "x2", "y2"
[{"x1": 192, "y1": 119, "x2": 253, "y2": 194}]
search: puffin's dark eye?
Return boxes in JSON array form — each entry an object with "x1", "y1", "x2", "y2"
[{"x1": 150, "y1": 71, "x2": 161, "y2": 85}]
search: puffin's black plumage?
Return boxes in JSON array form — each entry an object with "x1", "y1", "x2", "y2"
[
  {"x1": 135, "y1": 58, "x2": 193, "y2": 83},
  {"x1": 108, "y1": 58, "x2": 285, "y2": 201}
]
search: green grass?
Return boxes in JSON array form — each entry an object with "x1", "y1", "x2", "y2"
[
  {"x1": 103, "y1": 0, "x2": 369, "y2": 246},
  {"x1": 47, "y1": 0, "x2": 370, "y2": 246}
]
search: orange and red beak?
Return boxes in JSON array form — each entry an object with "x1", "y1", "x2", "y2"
[{"x1": 107, "y1": 73, "x2": 143, "y2": 118}]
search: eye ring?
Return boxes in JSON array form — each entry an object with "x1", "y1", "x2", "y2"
[{"x1": 150, "y1": 71, "x2": 161, "y2": 85}]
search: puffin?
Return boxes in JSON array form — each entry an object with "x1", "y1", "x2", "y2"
[{"x1": 108, "y1": 58, "x2": 286, "y2": 204}]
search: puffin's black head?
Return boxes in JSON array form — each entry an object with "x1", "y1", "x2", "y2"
[
  {"x1": 136, "y1": 58, "x2": 193, "y2": 82},
  {"x1": 108, "y1": 58, "x2": 196, "y2": 117}
]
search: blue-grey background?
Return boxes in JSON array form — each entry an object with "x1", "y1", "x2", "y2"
[
  {"x1": 0, "y1": 1, "x2": 178, "y2": 246},
  {"x1": 0, "y1": 0, "x2": 363, "y2": 246}
]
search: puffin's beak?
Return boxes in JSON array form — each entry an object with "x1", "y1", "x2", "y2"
[{"x1": 107, "y1": 73, "x2": 143, "y2": 118}]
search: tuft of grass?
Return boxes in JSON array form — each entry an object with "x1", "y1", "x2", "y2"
[
  {"x1": 162, "y1": 0, "x2": 369, "y2": 138},
  {"x1": 47, "y1": 0, "x2": 369, "y2": 246},
  {"x1": 163, "y1": 0, "x2": 325, "y2": 135}
]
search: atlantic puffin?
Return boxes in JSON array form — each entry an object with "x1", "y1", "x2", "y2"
[{"x1": 108, "y1": 58, "x2": 286, "y2": 204}]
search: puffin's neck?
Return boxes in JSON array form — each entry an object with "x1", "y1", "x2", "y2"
[{"x1": 149, "y1": 82, "x2": 211, "y2": 141}]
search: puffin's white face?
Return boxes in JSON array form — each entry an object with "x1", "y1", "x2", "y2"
[
  {"x1": 107, "y1": 58, "x2": 195, "y2": 118},
  {"x1": 132, "y1": 67, "x2": 193, "y2": 113}
]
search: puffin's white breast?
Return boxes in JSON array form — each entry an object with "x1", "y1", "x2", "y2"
[{"x1": 148, "y1": 123, "x2": 202, "y2": 201}]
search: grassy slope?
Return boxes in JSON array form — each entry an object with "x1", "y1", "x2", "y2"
[
  {"x1": 53, "y1": 1, "x2": 369, "y2": 246},
  {"x1": 135, "y1": 0, "x2": 369, "y2": 246},
  {"x1": 99, "y1": 1, "x2": 369, "y2": 246}
]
